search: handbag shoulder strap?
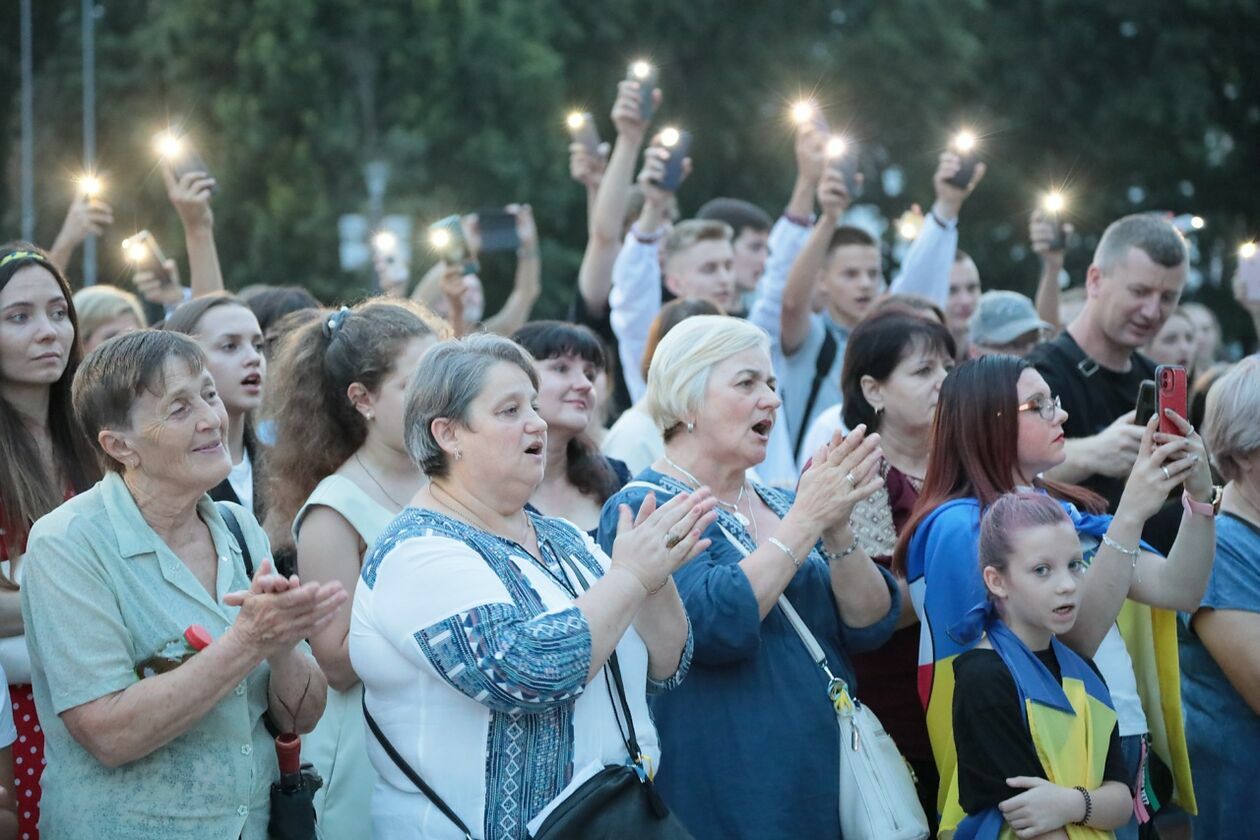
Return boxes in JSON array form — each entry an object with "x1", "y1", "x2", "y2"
[
  {"x1": 555, "y1": 552, "x2": 646, "y2": 768},
  {"x1": 214, "y1": 501, "x2": 253, "y2": 578},
  {"x1": 362, "y1": 697, "x2": 474, "y2": 840},
  {"x1": 778, "y1": 594, "x2": 853, "y2": 702}
]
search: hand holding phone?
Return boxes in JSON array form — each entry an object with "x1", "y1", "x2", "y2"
[
  {"x1": 122, "y1": 231, "x2": 175, "y2": 287},
  {"x1": 474, "y1": 208, "x2": 522, "y2": 253},
  {"x1": 429, "y1": 216, "x2": 478, "y2": 275},
  {"x1": 154, "y1": 131, "x2": 219, "y2": 196},
  {"x1": 1156, "y1": 365, "x2": 1188, "y2": 436},
  {"x1": 566, "y1": 112, "x2": 601, "y2": 156}
]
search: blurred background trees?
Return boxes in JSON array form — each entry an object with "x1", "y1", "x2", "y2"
[{"x1": 2, "y1": 0, "x2": 1258, "y2": 347}]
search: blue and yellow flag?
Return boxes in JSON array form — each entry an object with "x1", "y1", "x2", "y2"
[
  {"x1": 952, "y1": 619, "x2": 1117, "y2": 840},
  {"x1": 905, "y1": 496, "x2": 1195, "y2": 835}
]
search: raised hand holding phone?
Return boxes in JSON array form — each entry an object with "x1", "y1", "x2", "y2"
[
  {"x1": 824, "y1": 135, "x2": 861, "y2": 200},
  {"x1": 945, "y1": 130, "x2": 980, "y2": 189}
]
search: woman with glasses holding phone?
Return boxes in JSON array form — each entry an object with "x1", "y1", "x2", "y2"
[{"x1": 892, "y1": 354, "x2": 1217, "y2": 839}]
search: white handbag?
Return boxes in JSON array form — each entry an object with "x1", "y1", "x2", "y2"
[{"x1": 778, "y1": 595, "x2": 930, "y2": 840}]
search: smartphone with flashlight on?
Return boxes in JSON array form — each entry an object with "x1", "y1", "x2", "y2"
[
  {"x1": 946, "y1": 131, "x2": 979, "y2": 189},
  {"x1": 1240, "y1": 242, "x2": 1260, "y2": 303},
  {"x1": 627, "y1": 60, "x2": 658, "y2": 123},
  {"x1": 1156, "y1": 365, "x2": 1188, "y2": 436},
  {"x1": 566, "y1": 112, "x2": 601, "y2": 156},
  {"x1": 155, "y1": 131, "x2": 219, "y2": 195},
  {"x1": 655, "y1": 128, "x2": 692, "y2": 192},
  {"x1": 1041, "y1": 192, "x2": 1068, "y2": 251},
  {"x1": 825, "y1": 135, "x2": 861, "y2": 199},
  {"x1": 122, "y1": 230, "x2": 175, "y2": 288},
  {"x1": 428, "y1": 215, "x2": 477, "y2": 275}
]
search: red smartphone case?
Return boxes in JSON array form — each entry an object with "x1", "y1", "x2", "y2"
[{"x1": 1156, "y1": 364, "x2": 1188, "y2": 436}]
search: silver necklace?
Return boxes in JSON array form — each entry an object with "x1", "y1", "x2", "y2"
[
  {"x1": 663, "y1": 455, "x2": 752, "y2": 529},
  {"x1": 355, "y1": 452, "x2": 409, "y2": 509}
]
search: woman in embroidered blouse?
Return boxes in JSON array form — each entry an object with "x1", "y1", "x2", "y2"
[
  {"x1": 0, "y1": 244, "x2": 101, "y2": 839},
  {"x1": 350, "y1": 333, "x2": 715, "y2": 840},
  {"x1": 264, "y1": 299, "x2": 447, "y2": 836},
  {"x1": 596, "y1": 315, "x2": 902, "y2": 840},
  {"x1": 892, "y1": 354, "x2": 1217, "y2": 837}
]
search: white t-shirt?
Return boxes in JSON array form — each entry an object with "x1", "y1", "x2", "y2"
[
  {"x1": 227, "y1": 450, "x2": 254, "y2": 513},
  {"x1": 797, "y1": 405, "x2": 850, "y2": 473},
  {"x1": 1076, "y1": 533, "x2": 1147, "y2": 737},
  {"x1": 600, "y1": 406, "x2": 662, "y2": 478}
]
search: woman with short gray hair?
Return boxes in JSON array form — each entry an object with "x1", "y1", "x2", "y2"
[
  {"x1": 1180, "y1": 356, "x2": 1260, "y2": 839},
  {"x1": 350, "y1": 333, "x2": 716, "y2": 839},
  {"x1": 21, "y1": 329, "x2": 341, "y2": 838}
]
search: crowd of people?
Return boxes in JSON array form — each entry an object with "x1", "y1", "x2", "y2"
[{"x1": 0, "y1": 65, "x2": 1258, "y2": 840}]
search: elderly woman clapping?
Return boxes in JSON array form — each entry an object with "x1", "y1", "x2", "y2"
[
  {"x1": 596, "y1": 315, "x2": 902, "y2": 840},
  {"x1": 20, "y1": 330, "x2": 342, "y2": 839},
  {"x1": 350, "y1": 333, "x2": 716, "y2": 840}
]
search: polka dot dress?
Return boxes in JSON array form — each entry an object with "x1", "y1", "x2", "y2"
[{"x1": 11, "y1": 684, "x2": 41, "y2": 840}]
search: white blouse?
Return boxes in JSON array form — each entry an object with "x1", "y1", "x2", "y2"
[{"x1": 350, "y1": 509, "x2": 689, "y2": 840}]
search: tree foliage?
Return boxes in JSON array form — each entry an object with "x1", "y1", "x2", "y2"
[{"x1": 2, "y1": 0, "x2": 1257, "y2": 342}]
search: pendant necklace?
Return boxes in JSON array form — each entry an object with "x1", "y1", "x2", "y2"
[{"x1": 663, "y1": 455, "x2": 752, "y2": 528}]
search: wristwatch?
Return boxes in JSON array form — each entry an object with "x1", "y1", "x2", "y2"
[{"x1": 1182, "y1": 486, "x2": 1223, "y2": 518}]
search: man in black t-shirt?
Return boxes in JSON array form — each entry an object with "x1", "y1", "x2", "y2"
[{"x1": 1028, "y1": 214, "x2": 1188, "y2": 548}]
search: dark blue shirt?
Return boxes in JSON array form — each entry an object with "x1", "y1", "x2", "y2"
[{"x1": 596, "y1": 469, "x2": 900, "y2": 839}]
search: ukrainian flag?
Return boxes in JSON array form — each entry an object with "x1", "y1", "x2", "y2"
[
  {"x1": 905, "y1": 497, "x2": 1195, "y2": 836},
  {"x1": 953, "y1": 620, "x2": 1117, "y2": 840}
]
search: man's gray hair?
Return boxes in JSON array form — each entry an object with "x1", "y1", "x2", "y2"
[
  {"x1": 1093, "y1": 213, "x2": 1188, "y2": 274},
  {"x1": 403, "y1": 333, "x2": 538, "y2": 478}
]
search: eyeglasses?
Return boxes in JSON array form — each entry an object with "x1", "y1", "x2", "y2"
[{"x1": 1016, "y1": 394, "x2": 1061, "y2": 421}]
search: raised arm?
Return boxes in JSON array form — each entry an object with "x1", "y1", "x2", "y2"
[
  {"x1": 781, "y1": 167, "x2": 852, "y2": 355},
  {"x1": 577, "y1": 82, "x2": 651, "y2": 316},
  {"x1": 1061, "y1": 414, "x2": 1215, "y2": 655},
  {"x1": 890, "y1": 151, "x2": 985, "y2": 303},
  {"x1": 161, "y1": 164, "x2": 224, "y2": 298},
  {"x1": 1030, "y1": 211, "x2": 1072, "y2": 330},
  {"x1": 47, "y1": 191, "x2": 114, "y2": 277},
  {"x1": 483, "y1": 205, "x2": 541, "y2": 336},
  {"x1": 746, "y1": 125, "x2": 823, "y2": 342}
]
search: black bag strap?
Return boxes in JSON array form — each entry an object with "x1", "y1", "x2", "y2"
[
  {"x1": 363, "y1": 699, "x2": 474, "y2": 839},
  {"x1": 214, "y1": 501, "x2": 254, "y2": 578},
  {"x1": 554, "y1": 553, "x2": 645, "y2": 765},
  {"x1": 794, "y1": 326, "x2": 839, "y2": 458}
]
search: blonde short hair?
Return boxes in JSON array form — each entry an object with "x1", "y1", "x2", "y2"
[
  {"x1": 663, "y1": 219, "x2": 732, "y2": 266},
  {"x1": 72, "y1": 285, "x2": 145, "y2": 343},
  {"x1": 645, "y1": 315, "x2": 769, "y2": 440},
  {"x1": 1202, "y1": 357, "x2": 1260, "y2": 482}
]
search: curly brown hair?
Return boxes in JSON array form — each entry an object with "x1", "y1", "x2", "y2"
[{"x1": 264, "y1": 297, "x2": 449, "y2": 538}]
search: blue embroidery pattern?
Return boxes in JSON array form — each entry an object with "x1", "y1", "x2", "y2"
[{"x1": 363, "y1": 507, "x2": 607, "y2": 840}]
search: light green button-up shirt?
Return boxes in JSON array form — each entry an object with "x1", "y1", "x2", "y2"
[{"x1": 21, "y1": 472, "x2": 279, "y2": 840}]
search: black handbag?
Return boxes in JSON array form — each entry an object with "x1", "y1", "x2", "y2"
[{"x1": 363, "y1": 549, "x2": 692, "y2": 839}]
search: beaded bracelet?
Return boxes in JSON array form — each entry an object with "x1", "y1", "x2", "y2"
[{"x1": 1073, "y1": 786, "x2": 1092, "y2": 825}]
